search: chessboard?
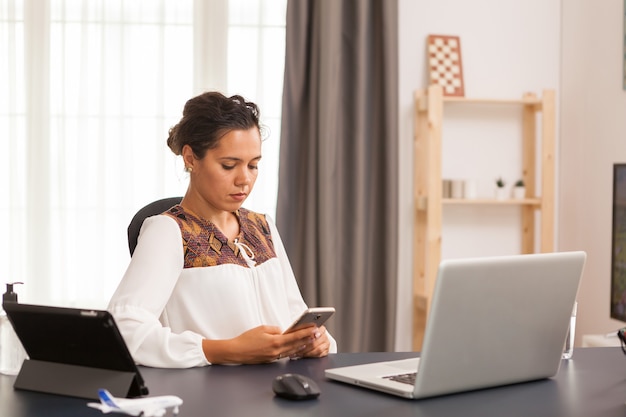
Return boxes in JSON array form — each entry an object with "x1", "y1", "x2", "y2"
[{"x1": 427, "y1": 34, "x2": 465, "y2": 97}]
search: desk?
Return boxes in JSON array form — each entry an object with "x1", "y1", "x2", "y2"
[{"x1": 1, "y1": 348, "x2": 626, "y2": 417}]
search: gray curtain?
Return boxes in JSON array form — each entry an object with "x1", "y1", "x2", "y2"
[{"x1": 276, "y1": 0, "x2": 399, "y2": 352}]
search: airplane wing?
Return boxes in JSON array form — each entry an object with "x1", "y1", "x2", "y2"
[
  {"x1": 86, "y1": 402, "x2": 110, "y2": 413},
  {"x1": 87, "y1": 401, "x2": 167, "y2": 417},
  {"x1": 140, "y1": 406, "x2": 167, "y2": 417}
]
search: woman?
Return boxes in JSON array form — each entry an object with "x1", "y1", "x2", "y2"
[{"x1": 108, "y1": 92, "x2": 337, "y2": 368}]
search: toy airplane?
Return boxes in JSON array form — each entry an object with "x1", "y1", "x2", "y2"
[{"x1": 87, "y1": 389, "x2": 183, "y2": 417}]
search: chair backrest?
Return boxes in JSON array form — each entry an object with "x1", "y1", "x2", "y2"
[{"x1": 127, "y1": 197, "x2": 183, "y2": 256}]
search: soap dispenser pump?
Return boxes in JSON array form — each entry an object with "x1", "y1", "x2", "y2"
[
  {"x1": 0, "y1": 281, "x2": 26, "y2": 375},
  {"x1": 2, "y1": 281, "x2": 21, "y2": 304}
]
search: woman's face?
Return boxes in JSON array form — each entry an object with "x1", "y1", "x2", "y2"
[{"x1": 184, "y1": 128, "x2": 262, "y2": 215}]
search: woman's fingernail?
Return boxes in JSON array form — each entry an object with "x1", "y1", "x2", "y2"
[{"x1": 314, "y1": 330, "x2": 321, "y2": 339}]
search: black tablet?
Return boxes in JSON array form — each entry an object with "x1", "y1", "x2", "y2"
[{"x1": 3, "y1": 302, "x2": 148, "y2": 399}]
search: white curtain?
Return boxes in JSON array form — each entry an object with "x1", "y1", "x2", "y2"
[{"x1": 0, "y1": 0, "x2": 285, "y2": 308}]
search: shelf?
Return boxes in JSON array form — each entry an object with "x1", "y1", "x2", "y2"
[
  {"x1": 412, "y1": 85, "x2": 555, "y2": 351},
  {"x1": 443, "y1": 96, "x2": 542, "y2": 106},
  {"x1": 416, "y1": 197, "x2": 542, "y2": 210},
  {"x1": 416, "y1": 93, "x2": 544, "y2": 111},
  {"x1": 443, "y1": 198, "x2": 542, "y2": 206}
]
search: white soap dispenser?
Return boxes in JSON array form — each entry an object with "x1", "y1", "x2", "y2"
[{"x1": 0, "y1": 282, "x2": 26, "y2": 375}]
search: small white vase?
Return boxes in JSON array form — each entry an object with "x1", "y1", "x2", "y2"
[
  {"x1": 495, "y1": 187, "x2": 507, "y2": 200},
  {"x1": 512, "y1": 186, "x2": 526, "y2": 199}
]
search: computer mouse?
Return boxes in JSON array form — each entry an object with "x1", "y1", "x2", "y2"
[{"x1": 272, "y1": 373, "x2": 321, "y2": 400}]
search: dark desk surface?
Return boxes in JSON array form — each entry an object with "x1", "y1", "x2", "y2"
[{"x1": 1, "y1": 348, "x2": 626, "y2": 417}]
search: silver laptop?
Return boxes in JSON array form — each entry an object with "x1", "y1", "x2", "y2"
[{"x1": 325, "y1": 251, "x2": 586, "y2": 399}]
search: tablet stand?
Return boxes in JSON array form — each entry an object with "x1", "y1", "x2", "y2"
[{"x1": 14, "y1": 359, "x2": 143, "y2": 400}]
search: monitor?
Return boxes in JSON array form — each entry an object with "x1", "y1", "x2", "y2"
[{"x1": 611, "y1": 163, "x2": 626, "y2": 322}]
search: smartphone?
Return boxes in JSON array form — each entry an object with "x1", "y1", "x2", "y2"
[{"x1": 283, "y1": 307, "x2": 335, "y2": 334}]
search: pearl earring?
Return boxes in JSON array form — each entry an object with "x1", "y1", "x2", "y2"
[{"x1": 186, "y1": 166, "x2": 193, "y2": 173}]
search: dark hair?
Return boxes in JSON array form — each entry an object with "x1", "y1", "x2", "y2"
[{"x1": 167, "y1": 92, "x2": 261, "y2": 158}]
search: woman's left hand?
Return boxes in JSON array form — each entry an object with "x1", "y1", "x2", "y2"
[{"x1": 293, "y1": 325, "x2": 331, "y2": 359}]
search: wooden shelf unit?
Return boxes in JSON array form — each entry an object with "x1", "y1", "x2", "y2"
[{"x1": 412, "y1": 85, "x2": 556, "y2": 350}]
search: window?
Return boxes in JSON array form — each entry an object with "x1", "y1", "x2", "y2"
[{"x1": 0, "y1": 0, "x2": 286, "y2": 307}]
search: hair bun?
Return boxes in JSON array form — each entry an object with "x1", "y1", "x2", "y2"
[{"x1": 167, "y1": 125, "x2": 182, "y2": 155}]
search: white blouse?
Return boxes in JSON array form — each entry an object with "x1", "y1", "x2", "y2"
[{"x1": 108, "y1": 209, "x2": 337, "y2": 368}]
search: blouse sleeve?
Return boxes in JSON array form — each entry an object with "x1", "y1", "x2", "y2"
[
  {"x1": 108, "y1": 215, "x2": 209, "y2": 368},
  {"x1": 265, "y1": 216, "x2": 338, "y2": 353}
]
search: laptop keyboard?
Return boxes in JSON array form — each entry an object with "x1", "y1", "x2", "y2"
[{"x1": 384, "y1": 372, "x2": 417, "y2": 385}]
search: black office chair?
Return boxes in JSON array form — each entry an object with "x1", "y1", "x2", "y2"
[{"x1": 127, "y1": 197, "x2": 183, "y2": 256}]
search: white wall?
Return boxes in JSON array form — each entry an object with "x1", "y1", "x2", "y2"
[
  {"x1": 560, "y1": 0, "x2": 626, "y2": 344},
  {"x1": 397, "y1": 0, "x2": 561, "y2": 350}
]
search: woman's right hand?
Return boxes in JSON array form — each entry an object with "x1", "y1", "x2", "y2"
[{"x1": 201, "y1": 325, "x2": 321, "y2": 364}]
